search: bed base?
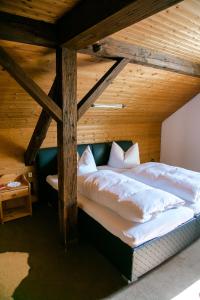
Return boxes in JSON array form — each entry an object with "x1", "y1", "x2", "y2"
[
  {"x1": 79, "y1": 209, "x2": 200, "y2": 282},
  {"x1": 35, "y1": 143, "x2": 200, "y2": 282}
]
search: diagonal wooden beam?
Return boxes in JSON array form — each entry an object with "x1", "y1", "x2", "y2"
[
  {"x1": 0, "y1": 46, "x2": 62, "y2": 122},
  {"x1": 77, "y1": 58, "x2": 129, "y2": 120},
  {"x1": 0, "y1": 12, "x2": 57, "y2": 48},
  {"x1": 81, "y1": 38, "x2": 200, "y2": 78},
  {"x1": 24, "y1": 78, "x2": 57, "y2": 166},
  {"x1": 57, "y1": 47, "x2": 77, "y2": 246},
  {"x1": 57, "y1": 0, "x2": 182, "y2": 49},
  {"x1": 25, "y1": 56, "x2": 128, "y2": 165}
]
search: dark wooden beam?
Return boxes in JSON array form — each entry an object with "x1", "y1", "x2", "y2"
[
  {"x1": 56, "y1": 47, "x2": 77, "y2": 246},
  {"x1": 57, "y1": 0, "x2": 182, "y2": 49},
  {"x1": 0, "y1": 46, "x2": 62, "y2": 122},
  {"x1": 24, "y1": 78, "x2": 57, "y2": 166},
  {"x1": 81, "y1": 38, "x2": 200, "y2": 78},
  {"x1": 24, "y1": 57, "x2": 128, "y2": 166},
  {"x1": 78, "y1": 58, "x2": 129, "y2": 120},
  {"x1": 0, "y1": 12, "x2": 57, "y2": 48}
]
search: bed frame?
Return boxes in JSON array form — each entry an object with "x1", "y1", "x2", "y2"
[{"x1": 36, "y1": 141, "x2": 200, "y2": 282}]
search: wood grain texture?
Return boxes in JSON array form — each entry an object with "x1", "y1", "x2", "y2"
[
  {"x1": 24, "y1": 78, "x2": 57, "y2": 166},
  {"x1": 0, "y1": 122, "x2": 161, "y2": 169},
  {"x1": 0, "y1": 41, "x2": 199, "y2": 126},
  {"x1": 112, "y1": 0, "x2": 200, "y2": 64},
  {"x1": 0, "y1": 12, "x2": 57, "y2": 48},
  {"x1": 0, "y1": 0, "x2": 81, "y2": 23},
  {"x1": 82, "y1": 38, "x2": 200, "y2": 78},
  {"x1": 56, "y1": 47, "x2": 77, "y2": 245},
  {"x1": 57, "y1": 0, "x2": 182, "y2": 49},
  {"x1": 0, "y1": 40, "x2": 199, "y2": 203},
  {"x1": 0, "y1": 46, "x2": 62, "y2": 122},
  {"x1": 78, "y1": 58, "x2": 129, "y2": 120}
]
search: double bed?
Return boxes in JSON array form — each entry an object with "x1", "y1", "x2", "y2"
[{"x1": 36, "y1": 141, "x2": 200, "y2": 282}]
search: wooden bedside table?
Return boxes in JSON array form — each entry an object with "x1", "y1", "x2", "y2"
[{"x1": 0, "y1": 174, "x2": 32, "y2": 224}]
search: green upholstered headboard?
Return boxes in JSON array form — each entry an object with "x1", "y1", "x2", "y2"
[{"x1": 36, "y1": 141, "x2": 133, "y2": 202}]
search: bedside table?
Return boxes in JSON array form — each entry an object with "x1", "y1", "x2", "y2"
[{"x1": 0, "y1": 174, "x2": 32, "y2": 224}]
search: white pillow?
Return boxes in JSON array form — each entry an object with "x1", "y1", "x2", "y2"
[
  {"x1": 108, "y1": 142, "x2": 140, "y2": 168},
  {"x1": 78, "y1": 146, "x2": 97, "y2": 175},
  {"x1": 77, "y1": 152, "x2": 80, "y2": 162}
]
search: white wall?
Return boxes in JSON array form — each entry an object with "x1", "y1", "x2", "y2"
[{"x1": 161, "y1": 93, "x2": 200, "y2": 172}]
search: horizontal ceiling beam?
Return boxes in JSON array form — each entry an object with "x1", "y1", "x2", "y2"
[
  {"x1": 81, "y1": 38, "x2": 200, "y2": 78},
  {"x1": 57, "y1": 0, "x2": 182, "y2": 49},
  {"x1": 0, "y1": 12, "x2": 57, "y2": 48},
  {"x1": 0, "y1": 46, "x2": 62, "y2": 122}
]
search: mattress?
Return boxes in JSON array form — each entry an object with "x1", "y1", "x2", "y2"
[
  {"x1": 97, "y1": 166, "x2": 200, "y2": 215},
  {"x1": 46, "y1": 174, "x2": 194, "y2": 247},
  {"x1": 78, "y1": 193, "x2": 194, "y2": 247}
]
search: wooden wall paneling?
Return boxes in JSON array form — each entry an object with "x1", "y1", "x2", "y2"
[
  {"x1": 56, "y1": 47, "x2": 77, "y2": 246},
  {"x1": 0, "y1": 122, "x2": 161, "y2": 175},
  {"x1": 77, "y1": 122, "x2": 161, "y2": 163}
]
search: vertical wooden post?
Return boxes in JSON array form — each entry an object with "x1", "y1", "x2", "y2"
[{"x1": 56, "y1": 47, "x2": 77, "y2": 246}]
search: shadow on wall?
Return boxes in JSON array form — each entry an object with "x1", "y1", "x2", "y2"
[
  {"x1": 1, "y1": 43, "x2": 55, "y2": 84},
  {"x1": 0, "y1": 133, "x2": 25, "y2": 164}
]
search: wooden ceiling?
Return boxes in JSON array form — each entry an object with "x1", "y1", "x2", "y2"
[
  {"x1": 0, "y1": 39, "x2": 200, "y2": 129},
  {"x1": 0, "y1": 0, "x2": 200, "y2": 128},
  {"x1": 112, "y1": 0, "x2": 200, "y2": 63},
  {"x1": 0, "y1": 0, "x2": 81, "y2": 23}
]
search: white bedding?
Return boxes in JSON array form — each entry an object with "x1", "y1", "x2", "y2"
[
  {"x1": 78, "y1": 193, "x2": 193, "y2": 247},
  {"x1": 78, "y1": 170, "x2": 184, "y2": 223},
  {"x1": 98, "y1": 163, "x2": 200, "y2": 204},
  {"x1": 185, "y1": 201, "x2": 200, "y2": 215},
  {"x1": 46, "y1": 174, "x2": 194, "y2": 247}
]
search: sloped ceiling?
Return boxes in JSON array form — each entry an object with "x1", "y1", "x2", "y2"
[
  {"x1": 0, "y1": 0, "x2": 200, "y2": 129},
  {"x1": 0, "y1": 0, "x2": 81, "y2": 23},
  {"x1": 112, "y1": 0, "x2": 200, "y2": 63}
]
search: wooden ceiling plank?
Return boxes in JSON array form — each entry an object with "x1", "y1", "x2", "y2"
[
  {"x1": 24, "y1": 78, "x2": 57, "y2": 166},
  {"x1": 0, "y1": 46, "x2": 62, "y2": 122},
  {"x1": 77, "y1": 58, "x2": 129, "y2": 120},
  {"x1": 0, "y1": 0, "x2": 81, "y2": 23},
  {"x1": 0, "y1": 12, "x2": 57, "y2": 48},
  {"x1": 81, "y1": 38, "x2": 200, "y2": 78},
  {"x1": 128, "y1": 22, "x2": 200, "y2": 55},
  {"x1": 57, "y1": 0, "x2": 183, "y2": 49}
]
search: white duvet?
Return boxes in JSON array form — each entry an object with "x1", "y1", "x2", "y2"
[
  {"x1": 78, "y1": 194, "x2": 194, "y2": 247},
  {"x1": 77, "y1": 170, "x2": 184, "y2": 223},
  {"x1": 117, "y1": 162, "x2": 200, "y2": 204}
]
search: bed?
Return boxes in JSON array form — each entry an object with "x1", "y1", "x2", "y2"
[{"x1": 36, "y1": 141, "x2": 200, "y2": 282}]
